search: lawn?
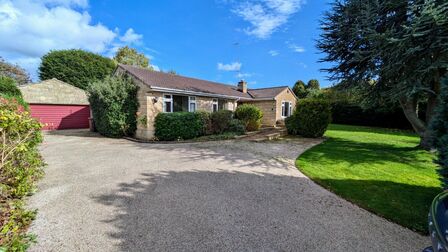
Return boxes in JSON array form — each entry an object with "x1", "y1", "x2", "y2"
[{"x1": 296, "y1": 124, "x2": 442, "y2": 233}]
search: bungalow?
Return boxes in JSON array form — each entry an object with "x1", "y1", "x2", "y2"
[{"x1": 115, "y1": 64, "x2": 297, "y2": 140}]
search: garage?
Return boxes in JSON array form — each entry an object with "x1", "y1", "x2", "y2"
[{"x1": 20, "y1": 78, "x2": 90, "y2": 130}]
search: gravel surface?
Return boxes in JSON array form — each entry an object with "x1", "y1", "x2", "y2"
[{"x1": 28, "y1": 130, "x2": 428, "y2": 251}]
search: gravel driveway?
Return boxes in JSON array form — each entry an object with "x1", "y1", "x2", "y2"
[{"x1": 28, "y1": 130, "x2": 428, "y2": 251}]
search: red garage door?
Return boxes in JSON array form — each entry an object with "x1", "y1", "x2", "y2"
[{"x1": 29, "y1": 104, "x2": 90, "y2": 130}]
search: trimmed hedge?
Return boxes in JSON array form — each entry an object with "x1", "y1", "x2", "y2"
[
  {"x1": 235, "y1": 104, "x2": 263, "y2": 131},
  {"x1": 330, "y1": 101, "x2": 413, "y2": 129},
  {"x1": 155, "y1": 112, "x2": 206, "y2": 141},
  {"x1": 228, "y1": 119, "x2": 246, "y2": 135},
  {"x1": 88, "y1": 75, "x2": 139, "y2": 138},
  {"x1": 287, "y1": 99, "x2": 332, "y2": 138},
  {"x1": 211, "y1": 110, "x2": 234, "y2": 134}
]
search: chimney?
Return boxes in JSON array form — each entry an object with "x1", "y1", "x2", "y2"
[{"x1": 237, "y1": 80, "x2": 247, "y2": 93}]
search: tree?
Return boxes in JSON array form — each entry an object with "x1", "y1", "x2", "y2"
[
  {"x1": 307, "y1": 79, "x2": 320, "y2": 90},
  {"x1": 0, "y1": 76, "x2": 21, "y2": 97},
  {"x1": 317, "y1": 0, "x2": 448, "y2": 149},
  {"x1": 113, "y1": 46, "x2": 152, "y2": 69},
  {"x1": 430, "y1": 78, "x2": 448, "y2": 188},
  {"x1": 0, "y1": 57, "x2": 31, "y2": 85},
  {"x1": 39, "y1": 49, "x2": 116, "y2": 90},
  {"x1": 292, "y1": 80, "x2": 308, "y2": 98}
]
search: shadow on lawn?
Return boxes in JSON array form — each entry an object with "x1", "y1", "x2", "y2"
[
  {"x1": 92, "y1": 170, "x2": 431, "y2": 251},
  {"x1": 314, "y1": 178, "x2": 441, "y2": 233}
]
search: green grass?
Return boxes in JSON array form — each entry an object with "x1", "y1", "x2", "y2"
[{"x1": 296, "y1": 124, "x2": 441, "y2": 233}]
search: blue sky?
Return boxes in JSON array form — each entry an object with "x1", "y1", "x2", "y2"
[{"x1": 0, "y1": 0, "x2": 333, "y2": 88}]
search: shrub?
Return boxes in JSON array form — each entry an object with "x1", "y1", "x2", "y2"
[
  {"x1": 294, "y1": 99, "x2": 332, "y2": 138},
  {"x1": 196, "y1": 110, "x2": 212, "y2": 135},
  {"x1": 431, "y1": 78, "x2": 448, "y2": 188},
  {"x1": 211, "y1": 110, "x2": 234, "y2": 134},
  {"x1": 228, "y1": 119, "x2": 246, "y2": 135},
  {"x1": 155, "y1": 112, "x2": 206, "y2": 141},
  {"x1": 285, "y1": 114, "x2": 299, "y2": 135},
  {"x1": 0, "y1": 76, "x2": 21, "y2": 97},
  {"x1": 88, "y1": 75, "x2": 139, "y2": 138},
  {"x1": 0, "y1": 57, "x2": 31, "y2": 85},
  {"x1": 235, "y1": 104, "x2": 263, "y2": 131},
  {"x1": 0, "y1": 97, "x2": 44, "y2": 250},
  {"x1": 39, "y1": 49, "x2": 116, "y2": 90}
]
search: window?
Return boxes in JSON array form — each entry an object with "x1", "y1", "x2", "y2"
[
  {"x1": 212, "y1": 98, "x2": 218, "y2": 112},
  {"x1": 163, "y1": 94, "x2": 173, "y2": 113},
  {"x1": 189, "y1": 96, "x2": 196, "y2": 112},
  {"x1": 282, "y1": 101, "x2": 292, "y2": 118}
]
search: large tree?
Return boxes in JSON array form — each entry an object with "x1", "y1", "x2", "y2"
[
  {"x1": 113, "y1": 46, "x2": 152, "y2": 69},
  {"x1": 292, "y1": 80, "x2": 307, "y2": 98},
  {"x1": 0, "y1": 57, "x2": 31, "y2": 85},
  {"x1": 307, "y1": 79, "x2": 320, "y2": 90},
  {"x1": 39, "y1": 49, "x2": 116, "y2": 90},
  {"x1": 318, "y1": 0, "x2": 448, "y2": 149}
]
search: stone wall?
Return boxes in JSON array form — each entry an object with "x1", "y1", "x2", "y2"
[
  {"x1": 275, "y1": 88, "x2": 297, "y2": 123},
  {"x1": 19, "y1": 78, "x2": 89, "y2": 105}
]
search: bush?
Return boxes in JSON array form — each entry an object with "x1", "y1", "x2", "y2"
[
  {"x1": 285, "y1": 114, "x2": 299, "y2": 135},
  {"x1": 196, "y1": 110, "x2": 212, "y2": 135},
  {"x1": 155, "y1": 112, "x2": 206, "y2": 141},
  {"x1": 293, "y1": 99, "x2": 332, "y2": 138},
  {"x1": 0, "y1": 97, "x2": 44, "y2": 250},
  {"x1": 228, "y1": 119, "x2": 246, "y2": 135},
  {"x1": 235, "y1": 104, "x2": 263, "y2": 131},
  {"x1": 0, "y1": 76, "x2": 21, "y2": 97},
  {"x1": 211, "y1": 110, "x2": 234, "y2": 134},
  {"x1": 431, "y1": 78, "x2": 448, "y2": 188},
  {"x1": 88, "y1": 75, "x2": 139, "y2": 138},
  {"x1": 39, "y1": 49, "x2": 116, "y2": 90}
]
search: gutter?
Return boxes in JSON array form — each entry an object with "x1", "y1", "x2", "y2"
[{"x1": 149, "y1": 86, "x2": 252, "y2": 100}]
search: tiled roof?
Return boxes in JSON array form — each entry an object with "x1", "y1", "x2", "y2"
[
  {"x1": 118, "y1": 64, "x2": 290, "y2": 100},
  {"x1": 248, "y1": 86, "x2": 288, "y2": 99}
]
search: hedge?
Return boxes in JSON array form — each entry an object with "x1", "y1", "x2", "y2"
[
  {"x1": 0, "y1": 76, "x2": 21, "y2": 97},
  {"x1": 0, "y1": 97, "x2": 44, "y2": 251},
  {"x1": 235, "y1": 104, "x2": 263, "y2": 131},
  {"x1": 330, "y1": 101, "x2": 413, "y2": 129},
  {"x1": 211, "y1": 110, "x2": 234, "y2": 134},
  {"x1": 155, "y1": 112, "x2": 206, "y2": 141},
  {"x1": 88, "y1": 75, "x2": 139, "y2": 138},
  {"x1": 286, "y1": 99, "x2": 332, "y2": 138}
]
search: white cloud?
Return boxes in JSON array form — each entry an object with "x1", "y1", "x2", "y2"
[
  {"x1": 152, "y1": 65, "x2": 160, "y2": 71},
  {"x1": 231, "y1": 0, "x2": 304, "y2": 39},
  {"x1": 119, "y1": 28, "x2": 143, "y2": 44},
  {"x1": 0, "y1": 0, "x2": 146, "y2": 80},
  {"x1": 217, "y1": 62, "x2": 242, "y2": 71},
  {"x1": 236, "y1": 72, "x2": 252, "y2": 78},
  {"x1": 269, "y1": 50, "x2": 279, "y2": 56},
  {"x1": 289, "y1": 44, "x2": 305, "y2": 53}
]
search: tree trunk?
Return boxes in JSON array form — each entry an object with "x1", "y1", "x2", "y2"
[{"x1": 399, "y1": 96, "x2": 433, "y2": 150}]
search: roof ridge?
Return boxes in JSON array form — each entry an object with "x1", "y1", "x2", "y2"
[
  {"x1": 120, "y1": 64, "x2": 239, "y2": 89},
  {"x1": 249, "y1": 86, "x2": 288, "y2": 90}
]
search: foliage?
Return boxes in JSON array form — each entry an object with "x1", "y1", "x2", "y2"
[
  {"x1": 305, "y1": 88, "x2": 324, "y2": 99},
  {"x1": 113, "y1": 46, "x2": 152, "y2": 69},
  {"x1": 196, "y1": 110, "x2": 212, "y2": 135},
  {"x1": 88, "y1": 75, "x2": 139, "y2": 138},
  {"x1": 0, "y1": 76, "x2": 21, "y2": 97},
  {"x1": 0, "y1": 97, "x2": 44, "y2": 250},
  {"x1": 0, "y1": 57, "x2": 31, "y2": 85},
  {"x1": 307, "y1": 79, "x2": 320, "y2": 90},
  {"x1": 154, "y1": 112, "x2": 206, "y2": 141},
  {"x1": 293, "y1": 99, "x2": 332, "y2": 138},
  {"x1": 317, "y1": 0, "x2": 448, "y2": 149},
  {"x1": 210, "y1": 110, "x2": 234, "y2": 134},
  {"x1": 430, "y1": 78, "x2": 448, "y2": 188},
  {"x1": 297, "y1": 124, "x2": 441, "y2": 233},
  {"x1": 39, "y1": 49, "x2": 116, "y2": 90},
  {"x1": 292, "y1": 80, "x2": 307, "y2": 98},
  {"x1": 285, "y1": 114, "x2": 299, "y2": 135},
  {"x1": 228, "y1": 119, "x2": 245, "y2": 135},
  {"x1": 235, "y1": 104, "x2": 263, "y2": 131}
]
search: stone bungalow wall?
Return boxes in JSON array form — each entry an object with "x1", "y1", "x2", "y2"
[
  {"x1": 274, "y1": 88, "x2": 297, "y2": 122},
  {"x1": 242, "y1": 100, "x2": 277, "y2": 126}
]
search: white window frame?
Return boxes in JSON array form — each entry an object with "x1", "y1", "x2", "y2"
[
  {"x1": 212, "y1": 98, "x2": 218, "y2": 112},
  {"x1": 282, "y1": 101, "x2": 292, "y2": 118},
  {"x1": 188, "y1": 96, "x2": 197, "y2": 112},
  {"x1": 163, "y1": 94, "x2": 173, "y2": 113}
]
